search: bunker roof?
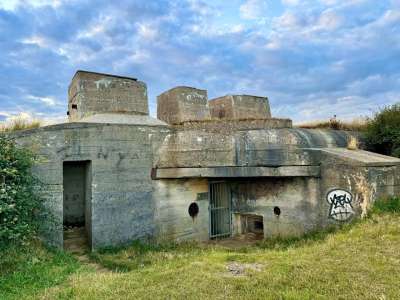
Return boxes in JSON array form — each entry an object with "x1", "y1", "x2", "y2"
[{"x1": 71, "y1": 70, "x2": 138, "y2": 82}]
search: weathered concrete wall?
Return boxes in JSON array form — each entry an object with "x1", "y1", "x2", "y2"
[
  {"x1": 68, "y1": 71, "x2": 148, "y2": 121},
  {"x1": 157, "y1": 86, "x2": 210, "y2": 124},
  {"x1": 11, "y1": 122, "x2": 170, "y2": 249},
  {"x1": 209, "y1": 95, "x2": 271, "y2": 120},
  {"x1": 230, "y1": 178, "x2": 321, "y2": 237},
  {"x1": 155, "y1": 128, "x2": 358, "y2": 168},
  {"x1": 319, "y1": 149, "x2": 400, "y2": 225},
  {"x1": 153, "y1": 179, "x2": 209, "y2": 242},
  {"x1": 172, "y1": 118, "x2": 292, "y2": 132}
]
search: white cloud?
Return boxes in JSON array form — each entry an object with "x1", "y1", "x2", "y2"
[
  {"x1": 136, "y1": 23, "x2": 158, "y2": 40},
  {"x1": 0, "y1": 0, "x2": 63, "y2": 10},
  {"x1": 130, "y1": 49, "x2": 151, "y2": 62},
  {"x1": 315, "y1": 11, "x2": 342, "y2": 30},
  {"x1": 21, "y1": 35, "x2": 51, "y2": 48},
  {"x1": 281, "y1": 0, "x2": 300, "y2": 6},
  {"x1": 27, "y1": 95, "x2": 58, "y2": 106},
  {"x1": 275, "y1": 11, "x2": 300, "y2": 29},
  {"x1": 240, "y1": 0, "x2": 268, "y2": 20}
]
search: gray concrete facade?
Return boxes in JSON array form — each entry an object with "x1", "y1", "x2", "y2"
[{"x1": 8, "y1": 70, "x2": 400, "y2": 250}]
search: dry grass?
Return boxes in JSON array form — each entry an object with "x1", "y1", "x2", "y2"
[
  {"x1": 347, "y1": 136, "x2": 359, "y2": 150},
  {"x1": 297, "y1": 117, "x2": 367, "y2": 131},
  {"x1": 0, "y1": 116, "x2": 41, "y2": 133}
]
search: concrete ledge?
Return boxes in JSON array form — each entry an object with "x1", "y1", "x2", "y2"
[
  {"x1": 318, "y1": 148, "x2": 400, "y2": 167},
  {"x1": 152, "y1": 166, "x2": 320, "y2": 179},
  {"x1": 173, "y1": 118, "x2": 292, "y2": 132}
]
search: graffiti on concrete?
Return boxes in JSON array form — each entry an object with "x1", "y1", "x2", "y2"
[{"x1": 327, "y1": 189, "x2": 354, "y2": 221}]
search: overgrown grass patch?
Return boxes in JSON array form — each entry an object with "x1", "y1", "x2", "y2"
[
  {"x1": 0, "y1": 117, "x2": 41, "y2": 133},
  {"x1": 0, "y1": 240, "x2": 80, "y2": 300},
  {"x1": 370, "y1": 196, "x2": 400, "y2": 214}
]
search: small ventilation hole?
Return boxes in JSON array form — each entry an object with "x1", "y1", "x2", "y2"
[
  {"x1": 188, "y1": 202, "x2": 199, "y2": 218},
  {"x1": 273, "y1": 206, "x2": 281, "y2": 216}
]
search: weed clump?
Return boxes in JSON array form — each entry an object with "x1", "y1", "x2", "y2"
[
  {"x1": 0, "y1": 116, "x2": 41, "y2": 133},
  {"x1": 370, "y1": 196, "x2": 400, "y2": 214}
]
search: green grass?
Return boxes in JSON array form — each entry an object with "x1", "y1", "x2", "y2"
[
  {"x1": 2, "y1": 200, "x2": 400, "y2": 299},
  {"x1": 0, "y1": 240, "x2": 80, "y2": 300},
  {"x1": 370, "y1": 196, "x2": 400, "y2": 214}
]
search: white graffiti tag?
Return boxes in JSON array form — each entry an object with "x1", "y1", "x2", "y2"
[{"x1": 327, "y1": 189, "x2": 354, "y2": 221}]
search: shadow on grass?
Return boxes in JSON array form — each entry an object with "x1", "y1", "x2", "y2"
[{"x1": 89, "y1": 240, "x2": 204, "y2": 272}]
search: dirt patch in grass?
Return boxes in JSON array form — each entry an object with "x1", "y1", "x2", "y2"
[{"x1": 225, "y1": 262, "x2": 264, "y2": 277}]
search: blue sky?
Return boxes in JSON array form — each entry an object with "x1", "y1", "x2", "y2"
[{"x1": 0, "y1": 0, "x2": 399, "y2": 123}]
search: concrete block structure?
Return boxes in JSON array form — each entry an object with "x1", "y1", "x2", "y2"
[
  {"x1": 7, "y1": 70, "x2": 400, "y2": 250},
  {"x1": 68, "y1": 71, "x2": 148, "y2": 121},
  {"x1": 157, "y1": 86, "x2": 210, "y2": 124},
  {"x1": 209, "y1": 95, "x2": 271, "y2": 120}
]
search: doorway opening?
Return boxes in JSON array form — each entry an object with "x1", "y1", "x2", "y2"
[
  {"x1": 209, "y1": 182, "x2": 232, "y2": 239},
  {"x1": 63, "y1": 161, "x2": 91, "y2": 251}
]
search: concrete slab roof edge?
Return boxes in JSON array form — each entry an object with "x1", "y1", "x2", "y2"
[
  {"x1": 209, "y1": 94, "x2": 269, "y2": 100},
  {"x1": 3, "y1": 121, "x2": 170, "y2": 138},
  {"x1": 152, "y1": 166, "x2": 321, "y2": 179},
  {"x1": 72, "y1": 70, "x2": 138, "y2": 82},
  {"x1": 157, "y1": 86, "x2": 207, "y2": 95}
]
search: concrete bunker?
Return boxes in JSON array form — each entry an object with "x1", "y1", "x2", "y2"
[
  {"x1": 63, "y1": 161, "x2": 92, "y2": 249},
  {"x1": 8, "y1": 70, "x2": 400, "y2": 250}
]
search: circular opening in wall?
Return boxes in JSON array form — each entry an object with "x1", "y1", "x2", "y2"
[
  {"x1": 273, "y1": 206, "x2": 281, "y2": 216},
  {"x1": 188, "y1": 202, "x2": 199, "y2": 218}
]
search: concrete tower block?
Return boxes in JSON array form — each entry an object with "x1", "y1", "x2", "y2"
[
  {"x1": 209, "y1": 95, "x2": 271, "y2": 120},
  {"x1": 68, "y1": 70, "x2": 149, "y2": 121},
  {"x1": 157, "y1": 86, "x2": 210, "y2": 125}
]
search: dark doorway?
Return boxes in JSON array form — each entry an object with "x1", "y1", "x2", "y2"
[
  {"x1": 63, "y1": 161, "x2": 91, "y2": 251},
  {"x1": 209, "y1": 182, "x2": 232, "y2": 239}
]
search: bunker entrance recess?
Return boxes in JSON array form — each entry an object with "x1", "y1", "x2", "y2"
[
  {"x1": 239, "y1": 214, "x2": 264, "y2": 240},
  {"x1": 209, "y1": 182, "x2": 232, "y2": 239},
  {"x1": 63, "y1": 161, "x2": 92, "y2": 248}
]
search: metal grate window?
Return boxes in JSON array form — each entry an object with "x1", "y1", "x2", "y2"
[{"x1": 209, "y1": 182, "x2": 232, "y2": 239}]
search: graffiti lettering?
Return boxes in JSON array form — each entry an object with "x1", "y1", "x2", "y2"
[{"x1": 327, "y1": 189, "x2": 354, "y2": 221}]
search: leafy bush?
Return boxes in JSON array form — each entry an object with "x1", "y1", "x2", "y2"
[
  {"x1": 0, "y1": 136, "x2": 44, "y2": 248},
  {"x1": 364, "y1": 103, "x2": 400, "y2": 157}
]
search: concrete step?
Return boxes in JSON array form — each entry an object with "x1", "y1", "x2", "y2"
[{"x1": 63, "y1": 226, "x2": 89, "y2": 254}]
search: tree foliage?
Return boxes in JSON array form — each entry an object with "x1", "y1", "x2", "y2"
[
  {"x1": 0, "y1": 136, "x2": 44, "y2": 247},
  {"x1": 364, "y1": 103, "x2": 400, "y2": 158}
]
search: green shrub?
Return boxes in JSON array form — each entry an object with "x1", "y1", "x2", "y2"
[
  {"x1": 0, "y1": 136, "x2": 45, "y2": 248},
  {"x1": 371, "y1": 197, "x2": 400, "y2": 214},
  {"x1": 364, "y1": 103, "x2": 400, "y2": 157}
]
